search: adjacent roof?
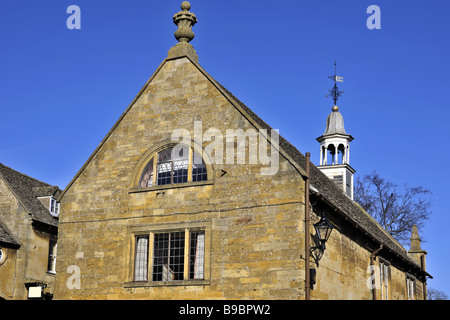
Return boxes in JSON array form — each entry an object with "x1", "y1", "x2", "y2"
[
  {"x1": 0, "y1": 219, "x2": 20, "y2": 247},
  {"x1": 209, "y1": 66, "x2": 429, "y2": 278},
  {"x1": 0, "y1": 163, "x2": 60, "y2": 228}
]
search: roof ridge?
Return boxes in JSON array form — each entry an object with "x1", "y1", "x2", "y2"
[{"x1": 0, "y1": 163, "x2": 52, "y2": 187}]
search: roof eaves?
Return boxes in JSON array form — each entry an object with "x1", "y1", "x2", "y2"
[
  {"x1": 0, "y1": 163, "x2": 59, "y2": 229},
  {"x1": 0, "y1": 219, "x2": 21, "y2": 248},
  {"x1": 310, "y1": 184, "x2": 429, "y2": 279}
]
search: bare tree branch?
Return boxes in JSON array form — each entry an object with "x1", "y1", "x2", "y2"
[
  {"x1": 428, "y1": 288, "x2": 449, "y2": 300},
  {"x1": 354, "y1": 171, "x2": 432, "y2": 245}
]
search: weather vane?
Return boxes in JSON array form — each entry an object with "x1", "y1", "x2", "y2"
[{"x1": 326, "y1": 61, "x2": 344, "y2": 105}]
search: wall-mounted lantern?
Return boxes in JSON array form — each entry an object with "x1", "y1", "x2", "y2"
[{"x1": 310, "y1": 214, "x2": 334, "y2": 252}]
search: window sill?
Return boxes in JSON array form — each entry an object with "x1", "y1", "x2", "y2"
[
  {"x1": 129, "y1": 180, "x2": 213, "y2": 194},
  {"x1": 124, "y1": 279, "x2": 210, "y2": 288}
]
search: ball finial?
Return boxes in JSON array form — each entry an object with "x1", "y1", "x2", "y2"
[
  {"x1": 332, "y1": 105, "x2": 339, "y2": 112},
  {"x1": 181, "y1": 1, "x2": 191, "y2": 11}
]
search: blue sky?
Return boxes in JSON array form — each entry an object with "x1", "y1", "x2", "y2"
[{"x1": 1, "y1": 1, "x2": 449, "y2": 297}]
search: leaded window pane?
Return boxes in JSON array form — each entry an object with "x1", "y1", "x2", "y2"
[
  {"x1": 138, "y1": 146, "x2": 207, "y2": 188},
  {"x1": 134, "y1": 236, "x2": 149, "y2": 281},
  {"x1": 139, "y1": 158, "x2": 154, "y2": 188},
  {"x1": 189, "y1": 231, "x2": 205, "y2": 280},
  {"x1": 192, "y1": 151, "x2": 207, "y2": 182},
  {"x1": 153, "y1": 232, "x2": 185, "y2": 281}
]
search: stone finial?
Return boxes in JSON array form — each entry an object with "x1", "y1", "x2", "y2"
[
  {"x1": 409, "y1": 225, "x2": 422, "y2": 252},
  {"x1": 167, "y1": 2, "x2": 199, "y2": 62},
  {"x1": 408, "y1": 225, "x2": 427, "y2": 269},
  {"x1": 173, "y1": 1, "x2": 197, "y2": 43}
]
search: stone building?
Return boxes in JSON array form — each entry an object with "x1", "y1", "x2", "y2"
[
  {"x1": 53, "y1": 2, "x2": 430, "y2": 300},
  {"x1": 0, "y1": 163, "x2": 60, "y2": 300}
]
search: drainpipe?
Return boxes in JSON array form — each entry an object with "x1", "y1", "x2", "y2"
[
  {"x1": 305, "y1": 153, "x2": 311, "y2": 300},
  {"x1": 421, "y1": 255, "x2": 427, "y2": 300},
  {"x1": 370, "y1": 244, "x2": 383, "y2": 300}
]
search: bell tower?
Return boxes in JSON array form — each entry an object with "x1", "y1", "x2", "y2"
[{"x1": 317, "y1": 62, "x2": 355, "y2": 199}]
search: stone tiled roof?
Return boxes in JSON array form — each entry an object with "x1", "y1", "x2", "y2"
[
  {"x1": 209, "y1": 74, "x2": 429, "y2": 279},
  {"x1": 0, "y1": 163, "x2": 60, "y2": 229}
]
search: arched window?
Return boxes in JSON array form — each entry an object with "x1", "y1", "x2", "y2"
[{"x1": 138, "y1": 146, "x2": 207, "y2": 188}]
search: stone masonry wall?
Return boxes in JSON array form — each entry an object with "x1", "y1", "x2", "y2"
[
  {"x1": 54, "y1": 56, "x2": 424, "y2": 300},
  {"x1": 55, "y1": 57, "x2": 306, "y2": 299},
  {"x1": 0, "y1": 178, "x2": 56, "y2": 299}
]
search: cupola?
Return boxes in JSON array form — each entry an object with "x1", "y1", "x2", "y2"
[{"x1": 317, "y1": 63, "x2": 355, "y2": 199}]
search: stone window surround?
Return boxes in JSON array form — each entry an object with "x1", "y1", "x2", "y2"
[
  {"x1": 36, "y1": 196, "x2": 61, "y2": 217},
  {"x1": 379, "y1": 258, "x2": 391, "y2": 300},
  {"x1": 124, "y1": 220, "x2": 211, "y2": 288},
  {"x1": 0, "y1": 248, "x2": 5, "y2": 265},
  {"x1": 406, "y1": 273, "x2": 416, "y2": 300},
  {"x1": 128, "y1": 139, "x2": 214, "y2": 194},
  {"x1": 46, "y1": 236, "x2": 57, "y2": 274}
]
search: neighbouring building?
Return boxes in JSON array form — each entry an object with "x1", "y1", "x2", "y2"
[
  {"x1": 0, "y1": 163, "x2": 60, "y2": 300},
  {"x1": 53, "y1": 2, "x2": 431, "y2": 300}
]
